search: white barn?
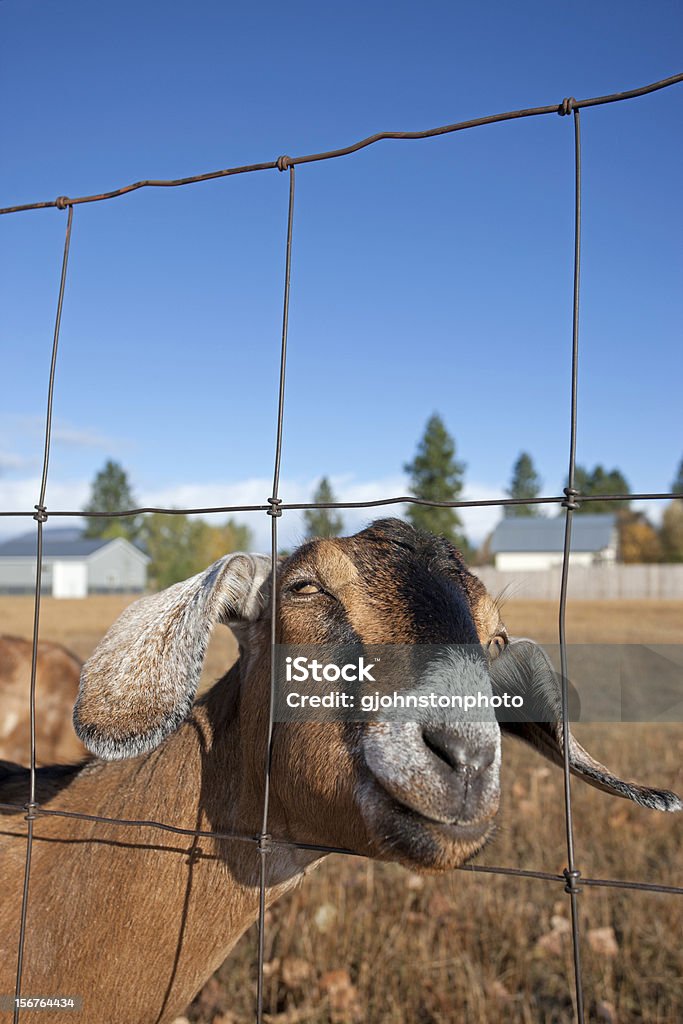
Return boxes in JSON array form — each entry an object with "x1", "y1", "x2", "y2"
[
  {"x1": 490, "y1": 514, "x2": 618, "y2": 572},
  {"x1": 0, "y1": 528, "x2": 149, "y2": 598}
]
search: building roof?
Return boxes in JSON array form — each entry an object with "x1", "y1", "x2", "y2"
[
  {"x1": 0, "y1": 527, "x2": 146, "y2": 559},
  {"x1": 490, "y1": 514, "x2": 616, "y2": 554}
]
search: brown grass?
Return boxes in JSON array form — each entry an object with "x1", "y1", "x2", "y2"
[
  {"x1": 2, "y1": 597, "x2": 681, "y2": 1022},
  {"x1": 185, "y1": 718, "x2": 682, "y2": 1024},
  {"x1": 501, "y1": 600, "x2": 683, "y2": 644}
]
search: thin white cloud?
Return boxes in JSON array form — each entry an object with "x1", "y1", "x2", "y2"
[
  {"x1": 143, "y1": 474, "x2": 507, "y2": 550},
  {"x1": 0, "y1": 451, "x2": 32, "y2": 473},
  {"x1": 1, "y1": 414, "x2": 125, "y2": 453},
  {"x1": 458, "y1": 483, "x2": 510, "y2": 543},
  {"x1": 0, "y1": 473, "x2": 509, "y2": 551},
  {"x1": 50, "y1": 424, "x2": 122, "y2": 449},
  {"x1": 0, "y1": 477, "x2": 91, "y2": 519},
  {"x1": 0, "y1": 478, "x2": 91, "y2": 545},
  {"x1": 143, "y1": 476, "x2": 386, "y2": 551}
]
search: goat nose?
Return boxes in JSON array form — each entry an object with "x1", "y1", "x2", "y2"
[{"x1": 422, "y1": 727, "x2": 495, "y2": 777}]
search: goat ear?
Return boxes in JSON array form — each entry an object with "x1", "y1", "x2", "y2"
[
  {"x1": 73, "y1": 553, "x2": 271, "y2": 761},
  {"x1": 490, "y1": 638, "x2": 682, "y2": 813}
]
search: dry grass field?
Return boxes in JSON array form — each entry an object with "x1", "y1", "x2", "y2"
[{"x1": 1, "y1": 597, "x2": 681, "y2": 1023}]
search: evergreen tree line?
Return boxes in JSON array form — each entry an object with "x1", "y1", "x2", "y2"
[{"x1": 82, "y1": 438, "x2": 683, "y2": 589}]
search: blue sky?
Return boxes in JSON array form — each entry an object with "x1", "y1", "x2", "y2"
[{"x1": 1, "y1": 0, "x2": 682, "y2": 550}]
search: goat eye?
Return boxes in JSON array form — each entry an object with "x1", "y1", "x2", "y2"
[
  {"x1": 488, "y1": 635, "x2": 507, "y2": 659},
  {"x1": 291, "y1": 581, "x2": 322, "y2": 595}
]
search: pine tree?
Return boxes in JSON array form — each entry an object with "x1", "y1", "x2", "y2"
[
  {"x1": 573, "y1": 464, "x2": 631, "y2": 514},
  {"x1": 505, "y1": 452, "x2": 541, "y2": 517},
  {"x1": 671, "y1": 457, "x2": 683, "y2": 495},
  {"x1": 404, "y1": 414, "x2": 468, "y2": 553},
  {"x1": 83, "y1": 460, "x2": 141, "y2": 541},
  {"x1": 303, "y1": 477, "x2": 344, "y2": 539}
]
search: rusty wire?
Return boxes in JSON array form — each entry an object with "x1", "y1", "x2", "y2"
[
  {"x1": 0, "y1": 490, "x2": 681, "y2": 521},
  {"x1": 2, "y1": 799, "x2": 683, "y2": 898},
  {"x1": 557, "y1": 104, "x2": 584, "y2": 1024},
  {"x1": 11, "y1": 204, "x2": 74, "y2": 1024},
  {"x1": 257, "y1": 160, "x2": 296, "y2": 1022},
  {"x1": 2, "y1": 73, "x2": 682, "y2": 1024},
  {"x1": 2, "y1": 73, "x2": 682, "y2": 217}
]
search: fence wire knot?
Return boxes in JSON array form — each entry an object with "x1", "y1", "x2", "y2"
[
  {"x1": 562, "y1": 487, "x2": 580, "y2": 511},
  {"x1": 267, "y1": 497, "x2": 283, "y2": 517},
  {"x1": 33, "y1": 504, "x2": 48, "y2": 523},
  {"x1": 563, "y1": 867, "x2": 582, "y2": 894},
  {"x1": 558, "y1": 97, "x2": 577, "y2": 116},
  {"x1": 276, "y1": 155, "x2": 292, "y2": 172},
  {"x1": 258, "y1": 833, "x2": 273, "y2": 856},
  {"x1": 55, "y1": 196, "x2": 71, "y2": 209},
  {"x1": 24, "y1": 802, "x2": 39, "y2": 823}
]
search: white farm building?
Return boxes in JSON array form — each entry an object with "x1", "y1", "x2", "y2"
[
  {"x1": 0, "y1": 528, "x2": 149, "y2": 598},
  {"x1": 489, "y1": 514, "x2": 618, "y2": 572}
]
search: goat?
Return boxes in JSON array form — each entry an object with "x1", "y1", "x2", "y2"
[
  {"x1": 0, "y1": 519, "x2": 679, "y2": 1024},
  {"x1": 0, "y1": 635, "x2": 86, "y2": 766}
]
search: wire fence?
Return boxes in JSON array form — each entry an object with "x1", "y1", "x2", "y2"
[{"x1": 2, "y1": 72, "x2": 683, "y2": 1024}]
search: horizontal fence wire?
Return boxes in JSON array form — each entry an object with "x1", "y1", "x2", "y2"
[
  {"x1": 1, "y1": 73, "x2": 682, "y2": 216},
  {"x1": 0, "y1": 491, "x2": 682, "y2": 520},
  {"x1": 2, "y1": 71, "x2": 682, "y2": 1024},
  {"x1": 1, "y1": 801, "x2": 681, "y2": 896}
]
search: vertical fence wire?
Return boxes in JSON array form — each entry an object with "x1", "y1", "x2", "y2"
[
  {"x1": 557, "y1": 103, "x2": 585, "y2": 1024},
  {"x1": 257, "y1": 161, "x2": 296, "y2": 1024},
  {"x1": 13, "y1": 203, "x2": 74, "y2": 1024},
  {"x1": 1, "y1": 78, "x2": 681, "y2": 1024}
]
